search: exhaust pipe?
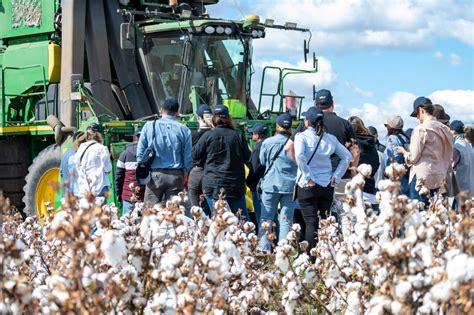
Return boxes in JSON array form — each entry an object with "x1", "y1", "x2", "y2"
[{"x1": 47, "y1": 115, "x2": 77, "y2": 145}]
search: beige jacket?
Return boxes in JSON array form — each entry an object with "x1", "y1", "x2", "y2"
[{"x1": 406, "y1": 118, "x2": 453, "y2": 189}]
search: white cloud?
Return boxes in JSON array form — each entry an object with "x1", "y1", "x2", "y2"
[
  {"x1": 429, "y1": 90, "x2": 474, "y2": 122},
  {"x1": 346, "y1": 89, "x2": 474, "y2": 138},
  {"x1": 212, "y1": 0, "x2": 474, "y2": 53},
  {"x1": 346, "y1": 82, "x2": 374, "y2": 98},
  {"x1": 448, "y1": 53, "x2": 462, "y2": 66}
]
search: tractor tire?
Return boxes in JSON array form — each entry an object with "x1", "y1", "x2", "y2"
[{"x1": 22, "y1": 145, "x2": 61, "y2": 218}]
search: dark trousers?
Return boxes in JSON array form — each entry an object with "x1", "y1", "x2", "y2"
[
  {"x1": 297, "y1": 184, "x2": 334, "y2": 253},
  {"x1": 187, "y1": 166, "x2": 211, "y2": 216},
  {"x1": 144, "y1": 169, "x2": 184, "y2": 206},
  {"x1": 409, "y1": 175, "x2": 438, "y2": 208}
]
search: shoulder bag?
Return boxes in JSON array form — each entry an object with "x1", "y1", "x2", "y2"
[
  {"x1": 136, "y1": 120, "x2": 157, "y2": 185},
  {"x1": 256, "y1": 135, "x2": 291, "y2": 194}
]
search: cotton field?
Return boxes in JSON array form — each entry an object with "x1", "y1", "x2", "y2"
[{"x1": 0, "y1": 164, "x2": 473, "y2": 314}]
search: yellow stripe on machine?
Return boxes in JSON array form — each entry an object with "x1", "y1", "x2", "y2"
[
  {"x1": 0, "y1": 126, "x2": 52, "y2": 133},
  {"x1": 104, "y1": 122, "x2": 127, "y2": 127}
]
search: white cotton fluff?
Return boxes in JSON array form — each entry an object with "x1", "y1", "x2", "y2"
[
  {"x1": 345, "y1": 291, "x2": 361, "y2": 315},
  {"x1": 390, "y1": 301, "x2": 403, "y2": 314},
  {"x1": 49, "y1": 211, "x2": 70, "y2": 230},
  {"x1": 394, "y1": 281, "x2": 411, "y2": 300},
  {"x1": 357, "y1": 164, "x2": 372, "y2": 177},
  {"x1": 275, "y1": 251, "x2": 289, "y2": 273},
  {"x1": 446, "y1": 253, "x2": 474, "y2": 284},
  {"x1": 429, "y1": 281, "x2": 453, "y2": 303},
  {"x1": 100, "y1": 230, "x2": 127, "y2": 268}
]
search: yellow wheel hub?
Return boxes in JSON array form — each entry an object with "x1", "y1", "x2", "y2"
[{"x1": 35, "y1": 167, "x2": 59, "y2": 221}]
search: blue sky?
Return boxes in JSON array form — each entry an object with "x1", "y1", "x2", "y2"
[{"x1": 208, "y1": 0, "x2": 473, "y2": 135}]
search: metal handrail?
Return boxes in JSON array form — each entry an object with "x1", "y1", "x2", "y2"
[{"x1": 1, "y1": 64, "x2": 49, "y2": 125}]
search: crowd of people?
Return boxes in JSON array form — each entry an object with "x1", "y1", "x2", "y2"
[{"x1": 60, "y1": 90, "x2": 474, "y2": 253}]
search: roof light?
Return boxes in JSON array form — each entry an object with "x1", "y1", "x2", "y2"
[
  {"x1": 224, "y1": 27, "x2": 233, "y2": 35},
  {"x1": 264, "y1": 19, "x2": 274, "y2": 27},
  {"x1": 216, "y1": 26, "x2": 225, "y2": 34},
  {"x1": 251, "y1": 29, "x2": 259, "y2": 37},
  {"x1": 257, "y1": 30, "x2": 264, "y2": 37},
  {"x1": 204, "y1": 26, "x2": 215, "y2": 34},
  {"x1": 284, "y1": 22, "x2": 297, "y2": 29}
]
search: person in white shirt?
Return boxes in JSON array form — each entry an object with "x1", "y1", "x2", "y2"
[
  {"x1": 73, "y1": 123, "x2": 112, "y2": 198},
  {"x1": 294, "y1": 107, "x2": 352, "y2": 253}
]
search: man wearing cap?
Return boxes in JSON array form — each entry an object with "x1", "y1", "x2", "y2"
[
  {"x1": 396, "y1": 97, "x2": 453, "y2": 205},
  {"x1": 188, "y1": 104, "x2": 213, "y2": 214},
  {"x1": 115, "y1": 127, "x2": 146, "y2": 215},
  {"x1": 137, "y1": 98, "x2": 193, "y2": 205},
  {"x1": 245, "y1": 123, "x2": 269, "y2": 228},
  {"x1": 450, "y1": 120, "x2": 474, "y2": 195}
]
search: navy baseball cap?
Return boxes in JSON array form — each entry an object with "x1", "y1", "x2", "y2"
[
  {"x1": 367, "y1": 126, "x2": 378, "y2": 136},
  {"x1": 213, "y1": 104, "x2": 229, "y2": 118},
  {"x1": 450, "y1": 120, "x2": 464, "y2": 134},
  {"x1": 162, "y1": 98, "x2": 180, "y2": 112},
  {"x1": 276, "y1": 113, "x2": 293, "y2": 129},
  {"x1": 302, "y1": 107, "x2": 324, "y2": 123},
  {"x1": 410, "y1": 96, "x2": 432, "y2": 117},
  {"x1": 196, "y1": 104, "x2": 212, "y2": 118},
  {"x1": 315, "y1": 89, "x2": 333, "y2": 108},
  {"x1": 248, "y1": 123, "x2": 268, "y2": 135},
  {"x1": 134, "y1": 127, "x2": 143, "y2": 136},
  {"x1": 87, "y1": 123, "x2": 103, "y2": 133}
]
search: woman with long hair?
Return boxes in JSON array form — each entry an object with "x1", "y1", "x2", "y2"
[
  {"x1": 73, "y1": 123, "x2": 112, "y2": 199},
  {"x1": 383, "y1": 115, "x2": 410, "y2": 194},
  {"x1": 193, "y1": 104, "x2": 251, "y2": 220},
  {"x1": 348, "y1": 116, "x2": 380, "y2": 205},
  {"x1": 258, "y1": 113, "x2": 297, "y2": 252},
  {"x1": 295, "y1": 107, "x2": 351, "y2": 252}
]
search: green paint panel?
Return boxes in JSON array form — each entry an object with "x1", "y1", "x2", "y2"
[
  {"x1": 0, "y1": 0, "x2": 57, "y2": 39},
  {"x1": 2, "y1": 40, "x2": 49, "y2": 96}
]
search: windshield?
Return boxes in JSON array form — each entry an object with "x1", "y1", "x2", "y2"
[
  {"x1": 185, "y1": 35, "x2": 247, "y2": 112},
  {"x1": 140, "y1": 32, "x2": 187, "y2": 111},
  {"x1": 139, "y1": 31, "x2": 249, "y2": 114}
]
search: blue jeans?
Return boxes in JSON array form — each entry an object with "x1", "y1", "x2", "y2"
[
  {"x1": 259, "y1": 192, "x2": 296, "y2": 252},
  {"x1": 122, "y1": 200, "x2": 134, "y2": 215},
  {"x1": 409, "y1": 176, "x2": 437, "y2": 208},
  {"x1": 205, "y1": 196, "x2": 250, "y2": 221},
  {"x1": 252, "y1": 191, "x2": 262, "y2": 225}
]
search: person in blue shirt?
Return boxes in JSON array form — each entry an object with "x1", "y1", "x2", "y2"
[
  {"x1": 383, "y1": 115, "x2": 410, "y2": 194},
  {"x1": 60, "y1": 131, "x2": 84, "y2": 182},
  {"x1": 258, "y1": 113, "x2": 297, "y2": 252},
  {"x1": 294, "y1": 107, "x2": 352, "y2": 253},
  {"x1": 137, "y1": 98, "x2": 193, "y2": 206}
]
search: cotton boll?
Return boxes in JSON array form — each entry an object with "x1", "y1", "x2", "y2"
[
  {"x1": 394, "y1": 281, "x2": 411, "y2": 300},
  {"x1": 345, "y1": 291, "x2": 361, "y2": 315},
  {"x1": 447, "y1": 253, "x2": 474, "y2": 284},
  {"x1": 430, "y1": 281, "x2": 453, "y2": 303},
  {"x1": 100, "y1": 230, "x2": 127, "y2": 268},
  {"x1": 390, "y1": 301, "x2": 403, "y2": 314},
  {"x1": 357, "y1": 164, "x2": 372, "y2": 177}
]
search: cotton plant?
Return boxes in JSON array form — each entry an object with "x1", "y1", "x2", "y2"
[{"x1": 0, "y1": 165, "x2": 472, "y2": 314}]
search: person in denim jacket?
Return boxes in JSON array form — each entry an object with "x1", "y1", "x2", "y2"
[
  {"x1": 258, "y1": 113, "x2": 297, "y2": 252},
  {"x1": 384, "y1": 115, "x2": 410, "y2": 194}
]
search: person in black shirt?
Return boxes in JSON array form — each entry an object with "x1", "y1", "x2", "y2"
[
  {"x1": 189, "y1": 104, "x2": 213, "y2": 215},
  {"x1": 193, "y1": 104, "x2": 252, "y2": 220},
  {"x1": 348, "y1": 116, "x2": 380, "y2": 206},
  {"x1": 245, "y1": 123, "x2": 268, "y2": 228}
]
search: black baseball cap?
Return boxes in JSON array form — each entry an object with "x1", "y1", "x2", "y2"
[
  {"x1": 410, "y1": 96, "x2": 432, "y2": 117},
  {"x1": 162, "y1": 98, "x2": 180, "y2": 112},
  {"x1": 248, "y1": 123, "x2": 268, "y2": 135},
  {"x1": 87, "y1": 123, "x2": 103, "y2": 133},
  {"x1": 315, "y1": 89, "x2": 333, "y2": 108}
]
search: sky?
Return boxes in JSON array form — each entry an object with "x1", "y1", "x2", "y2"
[{"x1": 208, "y1": 0, "x2": 474, "y2": 137}]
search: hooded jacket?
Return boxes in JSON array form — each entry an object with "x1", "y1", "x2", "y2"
[
  {"x1": 406, "y1": 118, "x2": 453, "y2": 190},
  {"x1": 355, "y1": 133, "x2": 380, "y2": 194}
]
